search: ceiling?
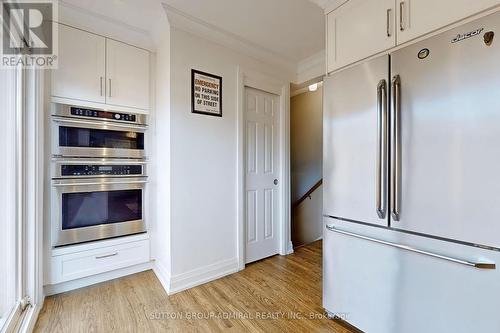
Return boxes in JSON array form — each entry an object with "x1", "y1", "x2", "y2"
[
  {"x1": 61, "y1": 0, "x2": 325, "y2": 65},
  {"x1": 162, "y1": 0, "x2": 325, "y2": 63}
]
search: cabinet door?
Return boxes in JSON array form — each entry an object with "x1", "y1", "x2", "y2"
[
  {"x1": 397, "y1": 0, "x2": 500, "y2": 44},
  {"x1": 106, "y1": 39, "x2": 150, "y2": 110},
  {"x1": 52, "y1": 24, "x2": 106, "y2": 103},
  {"x1": 327, "y1": 0, "x2": 396, "y2": 72}
]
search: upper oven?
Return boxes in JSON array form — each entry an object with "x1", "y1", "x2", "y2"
[{"x1": 51, "y1": 104, "x2": 147, "y2": 159}]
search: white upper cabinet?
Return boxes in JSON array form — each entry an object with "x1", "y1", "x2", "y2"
[
  {"x1": 106, "y1": 39, "x2": 150, "y2": 110},
  {"x1": 327, "y1": 0, "x2": 396, "y2": 72},
  {"x1": 52, "y1": 24, "x2": 106, "y2": 104},
  {"x1": 326, "y1": 0, "x2": 500, "y2": 73},
  {"x1": 52, "y1": 24, "x2": 150, "y2": 112},
  {"x1": 397, "y1": 0, "x2": 500, "y2": 44}
]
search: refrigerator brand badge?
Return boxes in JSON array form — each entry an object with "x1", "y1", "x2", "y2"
[
  {"x1": 451, "y1": 28, "x2": 484, "y2": 43},
  {"x1": 417, "y1": 48, "x2": 430, "y2": 59}
]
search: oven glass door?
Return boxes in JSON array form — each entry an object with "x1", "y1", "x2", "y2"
[
  {"x1": 52, "y1": 117, "x2": 146, "y2": 158},
  {"x1": 52, "y1": 178, "x2": 147, "y2": 246},
  {"x1": 62, "y1": 189, "x2": 142, "y2": 230},
  {"x1": 59, "y1": 126, "x2": 144, "y2": 150}
]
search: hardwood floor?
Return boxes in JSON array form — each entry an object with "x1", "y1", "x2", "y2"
[{"x1": 35, "y1": 241, "x2": 357, "y2": 332}]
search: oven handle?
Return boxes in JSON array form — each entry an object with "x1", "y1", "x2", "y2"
[
  {"x1": 52, "y1": 180, "x2": 148, "y2": 187},
  {"x1": 52, "y1": 116, "x2": 148, "y2": 130}
]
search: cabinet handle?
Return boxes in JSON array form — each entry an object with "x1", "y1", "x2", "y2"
[
  {"x1": 399, "y1": 1, "x2": 405, "y2": 31},
  {"x1": 100, "y1": 77, "x2": 103, "y2": 96},
  {"x1": 108, "y1": 78, "x2": 112, "y2": 97},
  {"x1": 386, "y1": 9, "x2": 392, "y2": 37},
  {"x1": 95, "y1": 252, "x2": 118, "y2": 259}
]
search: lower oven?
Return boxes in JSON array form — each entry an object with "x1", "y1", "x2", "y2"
[{"x1": 51, "y1": 176, "x2": 147, "y2": 247}]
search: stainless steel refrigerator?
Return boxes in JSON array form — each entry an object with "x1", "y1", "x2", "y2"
[{"x1": 323, "y1": 10, "x2": 500, "y2": 333}]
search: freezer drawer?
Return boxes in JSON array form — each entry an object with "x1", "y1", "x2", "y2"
[
  {"x1": 390, "y1": 11, "x2": 500, "y2": 249},
  {"x1": 323, "y1": 55, "x2": 390, "y2": 227},
  {"x1": 323, "y1": 218, "x2": 500, "y2": 333}
]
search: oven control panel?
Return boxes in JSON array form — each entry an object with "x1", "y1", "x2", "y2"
[
  {"x1": 71, "y1": 107, "x2": 137, "y2": 122},
  {"x1": 61, "y1": 164, "x2": 143, "y2": 177}
]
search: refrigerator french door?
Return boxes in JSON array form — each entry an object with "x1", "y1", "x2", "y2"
[
  {"x1": 323, "y1": 10, "x2": 500, "y2": 333},
  {"x1": 323, "y1": 55, "x2": 390, "y2": 227},
  {"x1": 391, "y1": 11, "x2": 500, "y2": 250}
]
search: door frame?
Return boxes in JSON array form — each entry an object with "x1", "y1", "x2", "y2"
[{"x1": 237, "y1": 66, "x2": 292, "y2": 270}]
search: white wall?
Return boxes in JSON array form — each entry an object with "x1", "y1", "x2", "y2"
[
  {"x1": 164, "y1": 27, "x2": 294, "y2": 291},
  {"x1": 292, "y1": 185, "x2": 323, "y2": 247},
  {"x1": 152, "y1": 17, "x2": 172, "y2": 289}
]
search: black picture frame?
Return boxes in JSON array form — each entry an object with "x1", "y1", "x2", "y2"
[{"x1": 191, "y1": 69, "x2": 223, "y2": 117}]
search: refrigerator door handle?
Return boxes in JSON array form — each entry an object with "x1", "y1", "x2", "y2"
[
  {"x1": 326, "y1": 225, "x2": 496, "y2": 270},
  {"x1": 376, "y1": 79, "x2": 388, "y2": 219},
  {"x1": 391, "y1": 75, "x2": 402, "y2": 221}
]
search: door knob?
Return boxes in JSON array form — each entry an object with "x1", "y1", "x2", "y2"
[{"x1": 274, "y1": 179, "x2": 279, "y2": 185}]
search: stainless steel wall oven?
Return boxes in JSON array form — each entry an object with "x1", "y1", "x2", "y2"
[
  {"x1": 51, "y1": 104, "x2": 148, "y2": 247},
  {"x1": 52, "y1": 104, "x2": 147, "y2": 159}
]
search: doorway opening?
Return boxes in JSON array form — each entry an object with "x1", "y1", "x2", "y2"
[{"x1": 290, "y1": 79, "x2": 323, "y2": 248}]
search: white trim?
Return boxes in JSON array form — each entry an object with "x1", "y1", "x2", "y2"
[
  {"x1": 44, "y1": 261, "x2": 153, "y2": 296},
  {"x1": 323, "y1": 0, "x2": 349, "y2": 14},
  {"x1": 162, "y1": 4, "x2": 296, "y2": 75},
  {"x1": 17, "y1": 301, "x2": 43, "y2": 333},
  {"x1": 168, "y1": 258, "x2": 239, "y2": 295},
  {"x1": 236, "y1": 66, "x2": 292, "y2": 270},
  {"x1": 296, "y1": 50, "x2": 325, "y2": 84},
  {"x1": 152, "y1": 261, "x2": 171, "y2": 295},
  {"x1": 57, "y1": 0, "x2": 155, "y2": 51}
]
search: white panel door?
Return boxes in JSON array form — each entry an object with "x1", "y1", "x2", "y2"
[
  {"x1": 245, "y1": 87, "x2": 280, "y2": 264},
  {"x1": 106, "y1": 39, "x2": 150, "y2": 110},
  {"x1": 52, "y1": 24, "x2": 106, "y2": 103},
  {"x1": 397, "y1": 0, "x2": 500, "y2": 44},
  {"x1": 327, "y1": 0, "x2": 396, "y2": 72}
]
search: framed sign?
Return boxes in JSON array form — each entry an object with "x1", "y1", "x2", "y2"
[{"x1": 191, "y1": 69, "x2": 222, "y2": 117}]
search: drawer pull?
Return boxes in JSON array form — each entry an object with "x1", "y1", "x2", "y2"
[
  {"x1": 95, "y1": 252, "x2": 118, "y2": 259},
  {"x1": 326, "y1": 225, "x2": 495, "y2": 270}
]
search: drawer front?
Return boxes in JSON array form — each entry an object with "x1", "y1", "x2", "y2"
[{"x1": 49, "y1": 239, "x2": 150, "y2": 284}]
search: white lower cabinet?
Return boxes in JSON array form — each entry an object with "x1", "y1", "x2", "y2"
[
  {"x1": 48, "y1": 238, "x2": 150, "y2": 285},
  {"x1": 323, "y1": 218, "x2": 500, "y2": 333}
]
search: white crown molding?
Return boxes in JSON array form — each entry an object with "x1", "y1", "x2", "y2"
[
  {"x1": 58, "y1": 0, "x2": 156, "y2": 51},
  {"x1": 308, "y1": 0, "x2": 332, "y2": 9},
  {"x1": 324, "y1": 0, "x2": 349, "y2": 14},
  {"x1": 296, "y1": 49, "x2": 325, "y2": 84},
  {"x1": 162, "y1": 3, "x2": 297, "y2": 75}
]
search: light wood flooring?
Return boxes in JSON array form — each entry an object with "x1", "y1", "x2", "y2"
[{"x1": 34, "y1": 241, "x2": 357, "y2": 332}]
